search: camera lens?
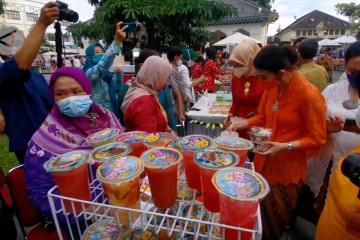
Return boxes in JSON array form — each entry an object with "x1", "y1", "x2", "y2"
[{"x1": 60, "y1": 9, "x2": 79, "y2": 23}]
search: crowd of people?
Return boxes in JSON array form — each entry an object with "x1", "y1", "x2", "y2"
[{"x1": 0, "y1": 2, "x2": 359, "y2": 240}]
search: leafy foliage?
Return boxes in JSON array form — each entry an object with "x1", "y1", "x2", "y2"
[
  {"x1": 70, "y1": 0, "x2": 236, "y2": 52},
  {"x1": 0, "y1": 0, "x2": 4, "y2": 15},
  {"x1": 250, "y1": 0, "x2": 274, "y2": 9},
  {"x1": 335, "y1": 2, "x2": 358, "y2": 17}
]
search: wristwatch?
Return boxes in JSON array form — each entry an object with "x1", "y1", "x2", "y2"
[{"x1": 287, "y1": 142, "x2": 293, "y2": 152}]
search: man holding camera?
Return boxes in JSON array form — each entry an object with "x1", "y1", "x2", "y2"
[{"x1": 0, "y1": 2, "x2": 59, "y2": 163}]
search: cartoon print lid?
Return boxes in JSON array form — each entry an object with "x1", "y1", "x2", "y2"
[
  {"x1": 96, "y1": 156, "x2": 144, "y2": 183},
  {"x1": 142, "y1": 132, "x2": 178, "y2": 146},
  {"x1": 178, "y1": 135, "x2": 213, "y2": 152},
  {"x1": 180, "y1": 201, "x2": 211, "y2": 222},
  {"x1": 115, "y1": 131, "x2": 147, "y2": 144},
  {"x1": 194, "y1": 148, "x2": 239, "y2": 169},
  {"x1": 141, "y1": 147, "x2": 183, "y2": 168},
  {"x1": 123, "y1": 228, "x2": 158, "y2": 240},
  {"x1": 86, "y1": 128, "x2": 119, "y2": 143},
  {"x1": 82, "y1": 220, "x2": 120, "y2": 240},
  {"x1": 44, "y1": 150, "x2": 89, "y2": 173},
  {"x1": 212, "y1": 167, "x2": 270, "y2": 201},
  {"x1": 214, "y1": 137, "x2": 254, "y2": 151},
  {"x1": 91, "y1": 142, "x2": 132, "y2": 163}
]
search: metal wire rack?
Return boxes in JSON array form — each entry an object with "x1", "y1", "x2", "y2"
[{"x1": 48, "y1": 162, "x2": 262, "y2": 240}]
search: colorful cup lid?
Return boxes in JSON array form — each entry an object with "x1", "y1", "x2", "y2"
[
  {"x1": 86, "y1": 128, "x2": 119, "y2": 143},
  {"x1": 91, "y1": 142, "x2": 132, "y2": 163},
  {"x1": 82, "y1": 220, "x2": 120, "y2": 240},
  {"x1": 147, "y1": 206, "x2": 178, "y2": 225},
  {"x1": 142, "y1": 132, "x2": 178, "y2": 147},
  {"x1": 141, "y1": 147, "x2": 182, "y2": 168},
  {"x1": 194, "y1": 148, "x2": 239, "y2": 169},
  {"x1": 214, "y1": 137, "x2": 254, "y2": 151},
  {"x1": 123, "y1": 228, "x2": 158, "y2": 240},
  {"x1": 212, "y1": 167, "x2": 270, "y2": 201},
  {"x1": 44, "y1": 150, "x2": 88, "y2": 173},
  {"x1": 115, "y1": 131, "x2": 147, "y2": 144},
  {"x1": 97, "y1": 156, "x2": 144, "y2": 183},
  {"x1": 178, "y1": 135, "x2": 213, "y2": 152}
]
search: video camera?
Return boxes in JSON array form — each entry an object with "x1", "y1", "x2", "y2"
[
  {"x1": 56, "y1": 1, "x2": 79, "y2": 23},
  {"x1": 341, "y1": 153, "x2": 360, "y2": 199}
]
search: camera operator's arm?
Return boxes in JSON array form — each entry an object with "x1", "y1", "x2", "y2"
[{"x1": 15, "y1": 2, "x2": 59, "y2": 70}]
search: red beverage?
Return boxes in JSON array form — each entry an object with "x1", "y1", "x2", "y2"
[
  {"x1": 178, "y1": 135, "x2": 213, "y2": 191},
  {"x1": 44, "y1": 151, "x2": 91, "y2": 213},
  {"x1": 143, "y1": 132, "x2": 179, "y2": 150},
  {"x1": 141, "y1": 147, "x2": 182, "y2": 209},
  {"x1": 91, "y1": 142, "x2": 132, "y2": 166},
  {"x1": 86, "y1": 128, "x2": 121, "y2": 148},
  {"x1": 214, "y1": 137, "x2": 254, "y2": 167},
  {"x1": 212, "y1": 167, "x2": 270, "y2": 240},
  {"x1": 115, "y1": 131, "x2": 147, "y2": 157},
  {"x1": 195, "y1": 149, "x2": 238, "y2": 212}
]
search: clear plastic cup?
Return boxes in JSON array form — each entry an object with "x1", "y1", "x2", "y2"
[
  {"x1": 44, "y1": 150, "x2": 91, "y2": 213},
  {"x1": 81, "y1": 220, "x2": 121, "y2": 240},
  {"x1": 91, "y1": 142, "x2": 132, "y2": 167},
  {"x1": 141, "y1": 147, "x2": 183, "y2": 209},
  {"x1": 122, "y1": 228, "x2": 157, "y2": 240},
  {"x1": 143, "y1": 132, "x2": 179, "y2": 150},
  {"x1": 86, "y1": 128, "x2": 121, "y2": 148},
  {"x1": 177, "y1": 135, "x2": 213, "y2": 191},
  {"x1": 212, "y1": 167, "x2": 270, "y2": 240},
  {"x1": 115, "y1": 131, "x2": 147, "y2": 157},
  {"x1": 97, "y1": 156, "x2": 144, "y2": 226},
  {"x1": 194, "y1": 148, "x2": 239, "y2": 212},
  {"x1": 214, "y1": 137, "x2": 253, "y2": 167},
  {"x1": 248, "y1": 126, "x2": 273, "y2": 152}
]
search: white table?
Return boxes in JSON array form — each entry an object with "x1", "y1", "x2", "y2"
[{"x1": 186, "y1": 93, "x2": 229, "y2": 138}]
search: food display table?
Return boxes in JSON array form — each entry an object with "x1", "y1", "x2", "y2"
[{"x1": 186, "y1": 93, "x2": 230, "y2": 138}]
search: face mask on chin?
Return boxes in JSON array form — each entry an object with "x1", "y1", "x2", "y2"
[
  {"x1": 234, "y1": 67, "x2": 249, "y2": 78},
  {"x1": 57, "y1": 95, "x2": 93, "y2": 118}
]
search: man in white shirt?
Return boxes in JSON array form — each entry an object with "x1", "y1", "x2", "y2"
[{"x1": 73, "y1": 55, "x2": 81, "y2": 68}]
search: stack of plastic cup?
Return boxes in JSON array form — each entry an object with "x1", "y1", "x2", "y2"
[
  {"x1": 212, "y1": 167, "x2": 270, "y2": 240},
  {"x1": 177, "y1": 135, "x2": 213, "y2": 191},
  {"x1": 214, "y1": 137, "x2": 253, "y2": 167},
  {"x1": 97, "y1": 156, "x2": 144, "y2": 226},
  {"x1": 44, "y1": 150, "x2": 91, "y2": 213},
  {"x1": 194, "y1": 148, "x2": 239, "y2": 212},
  {"x1": 86, "y1": 128, "x2": 121, "y2": 148},
  {"x1": 142, "y1": 132, "x2": 179, "y2": 150},
  {"x1": 115, "y1": 131, "x2": 147, "y2": 157},
  {"x1": 81, "y1": 220, "x2": 121, "y2": 240},
  {"x1": 141, "y1": 147, "x2": 183, "y2": 209}
]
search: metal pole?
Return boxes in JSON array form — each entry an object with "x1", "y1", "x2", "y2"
[{"x1": 55, "y1": 21, "x2": 63, "y2": 68}]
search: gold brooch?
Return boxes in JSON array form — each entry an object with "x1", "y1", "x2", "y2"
[{"x1": 244, "y1": 82, "x2": 251, "y2": 96}]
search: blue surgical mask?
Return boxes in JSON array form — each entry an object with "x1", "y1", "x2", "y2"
[
  {"x1": 91, "y1": 54, "x2": 103, "y2": 64},
  {"x1": 57, "y1": 95, "x2": 93, "y2": 118},
  {"x1": 347, "y1": 70, "x2": 360, "y2": 90}
]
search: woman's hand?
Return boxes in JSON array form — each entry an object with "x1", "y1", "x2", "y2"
[
  {"x1": 37, "y1": 2, "x2": 59, "y2": 28},
  {"x1": 326, "y1": 116, "x2": 344, "y2": 134},
  {"x1": 255, "y1": 142, "x2": 287, "y2": 157},
  {"x1": 224, "y1": 115, "x2": 232, "y2": 128},
  {"x1": 113, "y1": 66, "x2": 122, "y2": 73},
  {"x1": 115, "y1": 22, "x2": 127, "y2": 45},
  {"x1": 179, "y1": 114, "x2": 186, "y2": 122},
  {"x1": 226, "y1": 119, "x2": 248, "y2": 133}
]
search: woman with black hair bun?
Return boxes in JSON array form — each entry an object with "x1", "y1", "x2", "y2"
[{"x1": 228, "y1": 45, "x2": 327, "y2": 239}]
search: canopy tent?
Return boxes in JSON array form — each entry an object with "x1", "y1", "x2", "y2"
[
  {"x1": 212, "y1": 32, "x2": 262, "y2": 47},
  {"x1": 318, "y1": 38, "x2": 340, "y2": 46},
  {"x1": 42, "y1": 51, "x2": 57, "y2": 56},
  {"x1": 333, "y1": 35, "x2": 357, "y2": 43}
]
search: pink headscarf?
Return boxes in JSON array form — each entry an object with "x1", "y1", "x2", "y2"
[{"x1": 121, "y1": 56, "x2": 172, "y2": 113}]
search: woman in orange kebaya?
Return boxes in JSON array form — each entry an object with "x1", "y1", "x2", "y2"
[
  {"x1": 224, "y1": 40, "x2": 274, "y2": 138},
  {"x1": 228, "y1": 45, "x2": 327, "y2": 239}
]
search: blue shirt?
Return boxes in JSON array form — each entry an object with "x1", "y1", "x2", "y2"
[{"x1": 0, "y1": 58, "x2": 54, "y2": 152}]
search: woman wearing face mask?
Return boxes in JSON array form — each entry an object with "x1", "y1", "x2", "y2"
[
  {"x1": 122, "y1": 56, "x2": 174, "y2": 133},
  {"x1": 23, "y1": 67, "x2": 124, "y2": 237},
  {"x1": 83, "y1": 21, "x2": 127, "y2": 118},
  {"x1": 224, "y1": 40, "x2": 275, "y2": 136},
  {"x1": 227, "y1": 45, "x2": 327, "y2": 240}
]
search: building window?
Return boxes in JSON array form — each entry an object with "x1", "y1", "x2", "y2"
[
  {"x1": 26, "y1": 13, "x2": 38, "y2": 22},
  {"x1": 307, "y1": 30, "x2": 312, "y2": 36},
  {"x1": 296, "y1": 31, "x2": 301, "y2": 37},
  {"x1": 302, "y1": 30, "x2": 307, "y2": 36},
  {"x1": 60, "y1": 21, "x2": 70, "y2": 27},
  {"x1": 340, "y1": 29, "x2": 345, "y2": 35},
  {"x1": 47, "y1": 33, "x2": 55, "y2": 41},
  {"x1": 335, "y1": 29, "x2": 340, "y2": 35},
  {"x1": 323, "y1": 30, "x2": 328, "y2": 35},
  {"x1": 329, "y1": 29, "x2": 334, "y2": 35},
  {"x1": 5, "y1": 10, "x2": 20, "y2": 20}
]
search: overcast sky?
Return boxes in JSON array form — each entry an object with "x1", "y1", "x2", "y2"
[{"x1": 60, "y1": 0, "x2": 356, "y2": 36}]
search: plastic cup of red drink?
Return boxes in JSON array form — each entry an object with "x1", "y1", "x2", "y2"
[
  {"x1": 44, "y1": 150, "x2": 91, "y2": 213},
  {"x1": 214, "y1": 137, "x2": 253, "y2": 167},
  {"x1": 141, "y1": 147, "x2": 183, "y2": 209},
  {"x1": 212, "y1": 167, "x2": 269, "y2": 240},
  {"x1": 142, "y1": 132, "x2": 179, "y2": 150},
  {"x1": 81, "y1": 219, "x2": 121, "y2": 240},
  {"x1": 115, "y1": 131, "x2": 147, "y2": 157},
  {"x1": 86, "y1": 128, "x2": 121, "y2": 148},
  {"x1": 96, "y1": 156, "x2": 144, "y2": 226},
  {"x1": 194, "y1": 148, "x2": 238, "y2": 212},
  {"x1": 177, "y1": 135, "x2": 213, "y2": 191}
]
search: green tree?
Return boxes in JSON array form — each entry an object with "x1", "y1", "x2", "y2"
[
  {"x1": 250, "y1": 0, "x2": 274, "y2": 9},
  {"x1": 335, "y1": 2, "x2": 360, "y2": 37},
  {"x1": 70, "y1": 0, "x2": 236, "y2": 53},
  {"x1": 0, "y1": 0, "x2": 4, "y2": 15}
]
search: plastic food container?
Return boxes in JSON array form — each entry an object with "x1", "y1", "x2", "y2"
[
  {"x1": 212, "y1": 167, "x2": 269, "y2": 240},
  {"x1": 97, "y1": 156, "x2": 144, "y2": 226},
  {"x1": 44, "y1": 150, "x2": 91, "y2": 213},
  {"x1": 115, "y1": 131, "x2": 147, "y2": 157},
  {"x1": 86, "y1": 128, "x2": 121, "y2": 148},
  {"x1": 248, "y1": 126, "x2": 273, "y2": 152},
  {"x1": 214, "y1": 137, "x2": 253, "y2": 167},
  {"x1": 143, "y1": 132, "x2": 179, "y2": 150},
  {"x1": 91, "y1": 142, "x2": 132, "y2": 167},
  {"x1": 81, "y1": 220, "x2": 121, "y2": 240}
]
